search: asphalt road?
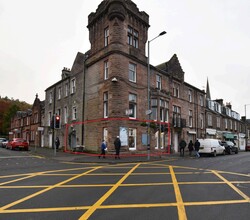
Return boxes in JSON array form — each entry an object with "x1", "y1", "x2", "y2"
[{"x1": 0, "y1": 147, "x2": 249, "y2": 220}]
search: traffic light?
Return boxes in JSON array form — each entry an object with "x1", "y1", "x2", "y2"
[{"x1": 54, "y1": 115, "x2": 60, "y2": 129}]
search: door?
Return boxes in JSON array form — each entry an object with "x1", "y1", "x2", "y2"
[{"x1": 174, "y1": 132, "x2": 178, "y2": 153}]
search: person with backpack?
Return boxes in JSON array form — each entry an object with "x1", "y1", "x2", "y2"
[
  {"x1": 99, "y1": 140, "x2": 107, "y2": 159},
  {"x1": 179, "y1": 139, "x2": 187, "y2": 157}
]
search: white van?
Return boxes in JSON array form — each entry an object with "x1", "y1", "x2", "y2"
[{"x1": 198, "y1": 139, "x2": 225, "y2": 157}]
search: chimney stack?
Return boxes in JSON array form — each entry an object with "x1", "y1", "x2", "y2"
[{"x1": 61, "y1": 67, "x2": 71, "y2": 79}]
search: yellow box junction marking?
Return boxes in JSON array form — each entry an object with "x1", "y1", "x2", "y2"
[
  {"x1": 212, "y1": 170, "x2": 250, "y2": 202},
  {"x1": 79, "y1": 163, "x2": 140, "y2": 219},
  {"x1": 169, "y1": 166, "x2": 187, "y2": 220},
  {"x1": 0, "y1": 160, "x2": 249, "y2": 216},
  {"x1": 0, "y1": 166, "x2": 102, "y2": 211}
]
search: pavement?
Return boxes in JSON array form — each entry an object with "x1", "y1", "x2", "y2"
[{"x1": 28, "y1": 146, "x2": 179, "y2": 163}]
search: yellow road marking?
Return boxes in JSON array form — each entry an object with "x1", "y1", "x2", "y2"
[
  {"x1": 33, "y1": 155, "x2": 45, "y2": 159},
  {"x1": 0, "y1": 172, "x2": 45, "y2": 186},
  {"x1": 212, "y1": 170, "x2": 250, "y2": 202},
  {"x1": 169, "y1": 166, "x2": 187, "y2": 220},
  {"x1": 0, "y1": 206, "x2": 91, "y2": 213},
  {"x1": 0, "y1": 156, "x2": 43, "y2": 159},
  {"x1": 184, "y1": 199, "x2": 249, "y2": 206},
  {"x1": 0, "y1": 161, "x2": 249, "y2": 216},
  {"x1": 0, "y1": 167, "x2": 97, "y2": 179},
  {"x1": 1, "y1": 199, "x2": 248, "y2": 214},
  {"x1": 0, "y1": 167, "x2": 99, "y2": 186},
  {"x1": 2, "y1": 180, "x2": 250, "y2": 190},
  {"x1": 79, "y1": 163, "x2": 140, "y2": 220},
  {"x1": 0, "y1": 174, "x2": 28, "y2": 179},
  {"x1": 0, "y1": 166, "x2": 102, "y2": 211},
  {"x1": 217, "y1": 170, "x2": 250, "y2": 177}
]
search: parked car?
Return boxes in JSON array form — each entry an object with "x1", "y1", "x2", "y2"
[
  {"x1": 246, "y1": 145, "x2": 250, "y2": 151},
  {"x1": 1, "y1": 139, "x2": 8, "y2": 148},
  {"x1": 0, "y1": 138, "x2": 7, "y2": 147},
  {"x1": 6, "y1": 138, "x2": 29, "y2": 151},
  {"x1": 220, "y1": 141, "x2": 238, "y2": 154},
  {"x1": 198, "y1": 139, "x2": 226, "y2": 157}
]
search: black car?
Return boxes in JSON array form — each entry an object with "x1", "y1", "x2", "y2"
[{"x1": 220, "y1": 141, "x2": 238, "y2": 154}]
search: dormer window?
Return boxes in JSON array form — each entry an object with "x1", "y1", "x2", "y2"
[
  {"x1": 173, "y1": 83, "x2": 180, "y2": 98},
  {"x1": 127, "y1": 26, "x2": 138, "y2": 48}
]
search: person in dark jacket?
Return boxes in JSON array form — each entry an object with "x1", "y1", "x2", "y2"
[
  {"x1": 114, "y1": 136, "x2": 121, "y2": 159},
  {"x1": 179, "y1": 139, "x2": 187, "y2": 157},
  {"x1": 55, "y1": 137, "x2": 60, "y2": 150},
  {"x1": 194, "y1": 139, "x2": 200, "y2": 158},
  {"x1": 188, "y1": 140, "x2": 194, "y2": 156}
]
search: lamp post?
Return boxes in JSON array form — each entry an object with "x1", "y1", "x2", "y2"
[
  {"x1": 244, "y1": 104, "x2": 250, "y2": 148},
  {"x1": 244, "y1": 104, "x2": 250, "y2": 119},
  {"x1": 147, "y1": 31, "x2": 167, "y2": 160}
]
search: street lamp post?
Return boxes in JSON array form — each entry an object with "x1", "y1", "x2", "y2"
[
  {"x1": 244, "y1": 104, "x2": 250, "y2": 148},
  {"x1": 244, "y1": 104, "x2": 250, "y2": 119},
  {"x1": 147, "y1": 31, "x2": 167, "y2": 160}
]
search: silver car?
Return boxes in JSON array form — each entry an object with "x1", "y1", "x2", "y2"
[{"x1": 0, "y1": 138, "x2": 7, "y2": 147}]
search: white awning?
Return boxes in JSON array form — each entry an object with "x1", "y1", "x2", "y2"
[{"x1": 188, "y1": 130, "x2": 196, "y2": 134}]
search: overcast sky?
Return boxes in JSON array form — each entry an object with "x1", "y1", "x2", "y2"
[{"x1": 0, "y1": 0, "x2": 250, "y2": 117}]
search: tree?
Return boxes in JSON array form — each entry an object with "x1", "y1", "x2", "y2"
[
  {"x1": 0, "y1": 97, "x2": 32, "y2": 136},
  {"x1": 2, "y1": 104, "x2": 20, "y2": 135}
]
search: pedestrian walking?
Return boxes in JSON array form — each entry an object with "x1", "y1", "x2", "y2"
[
  {"x1": 179, "y1": 139, "x2": 187, "y2": 157},
  {"x1": 188, "y1": 140, "x2": 194, "y2": 156},
  {"x1": 194, "y1": 139, "x2": 200, "y2": 158},
  {"x1": 55, "y1": 137, "x2": 60, "y2": 151},
  {"x1": 99, "y1": 140, "x2": 107, "y2": 159},
  {"x1": 114, "y1": 136, "x2": 121, "y2": 159}
]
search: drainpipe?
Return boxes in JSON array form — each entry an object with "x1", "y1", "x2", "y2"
[
  {"x1": 82, "y1": 55, "x2": 87, "y2": 147},
  {"x1": 52, "y1": 87, "x2": 56, "y2": 150}
]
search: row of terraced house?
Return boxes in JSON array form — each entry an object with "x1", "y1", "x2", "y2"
[{"x1": 9, "y1": 0, "x2": 250, "y2": 153}]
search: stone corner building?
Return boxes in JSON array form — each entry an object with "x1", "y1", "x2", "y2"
[{"x1": 42, "y1": 0, "x2": 246, "y2": 153}]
